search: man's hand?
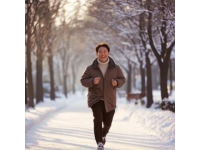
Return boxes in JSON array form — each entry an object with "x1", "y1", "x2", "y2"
[
  {"x1": 93, "y1": 77, "x2": 101, "y2": 84},
  {"x1": 111, "y1": 79, "x2": 117, "y2": 87}
]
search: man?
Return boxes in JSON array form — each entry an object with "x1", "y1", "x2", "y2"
[{"x1": 80, "y1": 43, "x2": 126, "y2": 150}]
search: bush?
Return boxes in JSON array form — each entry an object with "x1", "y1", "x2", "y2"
[
  {"x1": 152, "y1": 98, "x2": 175, "y2": 113},
  {"x1": 160, "y1": 98, "x2": 175, "y2": 113}
]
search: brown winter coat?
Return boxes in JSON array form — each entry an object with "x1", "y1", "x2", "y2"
[{"x1": 80, "y1": 57, "x2": 126, "y2": 112}]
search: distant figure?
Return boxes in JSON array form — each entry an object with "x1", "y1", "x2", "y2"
[{"x1": 80, "y1": 43, "x2": 126, "y2": 150}]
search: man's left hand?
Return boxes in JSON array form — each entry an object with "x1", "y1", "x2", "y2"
[{"x1": 111, "y1": 79, "x2": 117, "y2": 87}]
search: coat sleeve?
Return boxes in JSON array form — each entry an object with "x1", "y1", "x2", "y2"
[
  {"x1": 80, "y1": 66, "x2": 95, "y2": 88},
  {"x1": 115, "y1": 66, "x2": 126, "y2": 88}
]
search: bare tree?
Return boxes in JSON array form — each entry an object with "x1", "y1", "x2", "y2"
[
  {"x1": 45, "y1": 0, "x2": 62, "y2": 100},
  {"x1": 147, "y1": 0, "x2": 175, "y2": 100},
  {"x1": 25, "y1": 0, "x2": 37, "y2": 108},
  {"x1": 31, "y1": 0, "x2": 64, "y2": 103}
]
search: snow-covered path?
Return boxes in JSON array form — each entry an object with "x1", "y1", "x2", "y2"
[{"x1": 25, "y1": 95, "x2": 175, "y2": 150}]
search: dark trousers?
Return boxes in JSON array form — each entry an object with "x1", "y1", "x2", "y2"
[{"x1": 91, "y1": 100, "x2": 115, "y2": 144}]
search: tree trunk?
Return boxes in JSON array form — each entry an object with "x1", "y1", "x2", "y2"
[
  {"x1": 36, "y1": 59, "x2": 40, "y2": 103},
  {"x1": 127, "y1": 61, "x2": 132, "y2": 93},
  {"x1": 48, "y1": 52, "x2": 55, "y2": 100},
  {"x1": 160, "y1": 62, "x2": 169, "y2": 100},
  {"x1": 63, "y1": 73, "x2": 68, "y2": 97},
  {"x1": 62, "y1": 56, "x2": 70, "y2": 97},
  {"x1": 132, "y1": 66, "x2": 136, "y2": 89},
  {"x1": 61, "y1": 35, "x2": 71, "y2": 97},
  {"x1": 36, "y1": 58, "x2": 43, "y2": 103},
  {"x1": 26, "y1": 42, "x2": 34, "y2": 108},
  {"x1": 72, "y1": 63, "x2": 76, "y2": 94},
  {"x1": 57, "y1": 62, "x2": 62, "y2": 86},
  {"x1": 146, "y1": 52, "x2": 153, "y2": 108},
  {"x1": 140, "y1": 65, "x2": 145, "y2": 93},
  {"x1": 169, "y1": 59, "x2": 173, "y2": 95},
  {"x1": 25, "y1": 0, "x2": 34, "y2": 107},
  {"x1": 25, "y1": 72, "x2": 28, "y2": 106}
]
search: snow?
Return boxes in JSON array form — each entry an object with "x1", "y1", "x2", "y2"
[{"x1": 25, "y1": 91, "x2": 175, "y2": 150}]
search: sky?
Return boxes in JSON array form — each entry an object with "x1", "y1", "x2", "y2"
[
  {"x1": 55, "y1": 0, "x2": 87, "y2": 26},
  {"x1": 25, "y1": 92, "x2": 175, "y2": 150}
]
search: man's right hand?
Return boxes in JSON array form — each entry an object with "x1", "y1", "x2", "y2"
[{"x1": 93, "y1": 77, "x2": 101, "y2": 84}]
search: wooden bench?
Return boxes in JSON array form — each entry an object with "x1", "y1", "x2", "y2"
[{"x1": 126, "y1": 93, "x2": 146, "y2": 105}]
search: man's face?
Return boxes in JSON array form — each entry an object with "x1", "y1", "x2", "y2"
[{"x1": 96, "y1": 47, "x2": 109, "y2": 63}]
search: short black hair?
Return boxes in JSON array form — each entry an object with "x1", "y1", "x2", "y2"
[{"x1": 95, "y1": 42, "x2": 110, "y2": 53}]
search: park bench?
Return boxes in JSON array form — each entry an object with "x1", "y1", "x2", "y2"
[{"x1": 126, "y1": 93, "x2": 146, "y2": 104}]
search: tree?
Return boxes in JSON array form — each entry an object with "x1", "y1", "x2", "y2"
[
  {"x1": 25, "y1": 0, "x2": 37, "y2": 108},
  {"x1": 147, "y1": 0, "x2": 175, "y2": 100},
  {"x1": 30, "y1": 0, "x2": 61, "y2": 103},
  {"x1": 45, "y1": 0, "x2": 62, "y2": 100}
]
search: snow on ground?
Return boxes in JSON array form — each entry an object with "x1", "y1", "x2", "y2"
[{"x1": 25, "y1": 91, "x2": 175, "y2": 150}]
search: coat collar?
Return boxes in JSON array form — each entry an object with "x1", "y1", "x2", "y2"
[{"x1": 92, "y1": 57, "x2": 116, "y2": 69}]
